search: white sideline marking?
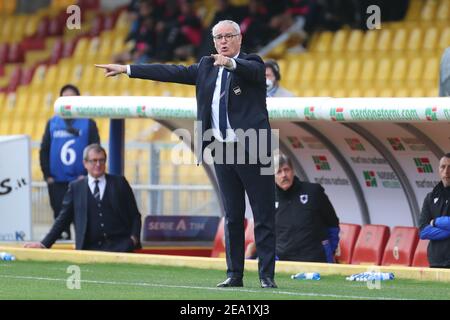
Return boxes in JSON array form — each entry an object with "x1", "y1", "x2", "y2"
[{"x1": 0, "y1": 274, "x2": 410, "y2": 300}]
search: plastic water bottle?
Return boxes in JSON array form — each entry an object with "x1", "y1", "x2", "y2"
[
  {"x1": 291, "y1": 272, "x2": 321, "y2": 280},
  {"x1": 0, "y1": 252, "x2": 16, "y2": 261}
]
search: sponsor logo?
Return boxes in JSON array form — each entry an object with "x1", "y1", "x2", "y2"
[
  {"x1": 363, "y1": 171, "x2": 377, "y2": 187},
  {"x1": 287, "y1": 136, "x2": 304, "y2": 149},
  {"x1": 330, "y1": 107, "x2": 345, "y2": 121},
  {"x1": 137, "y1": 105, "x2": 146, "y2": 117},
  {"x1": 299, "y1": 194, "x2": 308, "y2": 204},
  {"x1": 313, "y1": 176, "x2": 350, "y2": 186},
  {"x1": 387, "y1": 137, "x2": 405, "y2": 151},
  {"x1": 414, "y1": 157, "x2": 433, "y2": 173},
  {"x1": 313, "y1": 155, "x2": 331, "y2": 170},
  {"x1": 302, "y1": 136, "x2": 326, "y2": 150},
  {"x1": 345, "y1": 138, "x2": 365, "y2": 151},
  {"x1": 304, "y1": 106, "x2": 317, "y2": 120},
  {"x1": 61, "y1": 105, "x2": 72, "y2": 116},
  {"x1": 425, "y1": 107, "x2": 438, "y2": 121},
  {"x1": 350, "y1": 157, "x2": 387, "y2": 165}
]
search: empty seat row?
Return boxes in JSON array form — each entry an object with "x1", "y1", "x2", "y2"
[
  {"x1": 336, "y1": 223, "x2": 429, "y2": 267},
  {"x1": 212, "y1": 219, "x2": 431, "y2": 267}
]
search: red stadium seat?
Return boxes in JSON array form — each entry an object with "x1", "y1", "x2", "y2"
[
  {"x1": 351, "y1": 224, "x2": 390, "y2": 265},
  {"x1": 244, "y1": 219, "x2": 255, "y2": 252},
  {"x1": 211, "y1": 217, "x2": 247, "y2": 258},
  {"x1": 0, "y1": 43, "x2": 8, "y2": 65},
  {"x1": 7, "y1": 43, "x2": 25, "y2": 63},
  {"x1": 49, "y1": 39, "x2": 64, "y2": 64},
  {"x1": 412, "y1": 239, "x2": 430, "y2": 267},
  {"x1": 381, "y1": 226, "x2": 419, "y2": 266},
  {"x1": 335, "y1": 223, "x2": 361, "y2": 264}
]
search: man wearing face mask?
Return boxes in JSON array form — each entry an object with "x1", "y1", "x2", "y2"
[{"x1": 265, "y1": 60, "x2": 295, "y2": 97}]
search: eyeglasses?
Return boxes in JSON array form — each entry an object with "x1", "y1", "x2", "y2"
[
  {"x1": 87, "y1": 159, "x2": 106, "y2": 164},
  {"x1": 212, "y1": 33, "x2": 240, "y2": 41}
]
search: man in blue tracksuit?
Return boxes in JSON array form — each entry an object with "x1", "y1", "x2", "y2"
[
  {"x1": 40, "y1": 84, "x2": 100, "y2": 240},
  {"x1": 419, "y1": 153, "x2": 450, "y2": 268}
]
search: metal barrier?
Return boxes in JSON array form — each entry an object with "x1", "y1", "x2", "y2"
[{"x1": 31, "y1": 181, "x2": 219, "y2": 240}]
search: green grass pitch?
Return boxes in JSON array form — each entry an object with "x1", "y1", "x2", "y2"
[{"x1": 1, "y1": 260, "x2": 449, "y2": 300}]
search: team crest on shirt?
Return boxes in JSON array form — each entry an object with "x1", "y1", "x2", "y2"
[
  {"x1": 300, "y1": 194, "x2": 308, "y2": 204},
  {"x1": 434, "y1": 197, "x2": 439, "y2": 204},
  {"x1": 233, "y1": 86, "x2": 241, "y2": 95}
]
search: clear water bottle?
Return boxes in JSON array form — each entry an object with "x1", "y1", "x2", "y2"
[
  {"x1": 0, "y1": 252, "x2": 16, "y2": 261},
  {"x1": 291, "y1": 272, "x2": 321, "y2": 280}
]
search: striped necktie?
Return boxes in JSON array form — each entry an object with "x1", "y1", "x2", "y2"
[
  {"x1": 219, "y1": 69, "x2": 229, "y2": 139},
  {"x1": 93, "y1": 180, "x2": 100, "y2": 202}
]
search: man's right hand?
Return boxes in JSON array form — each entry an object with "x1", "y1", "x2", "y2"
[
  {"x1": 46, "y1": 177, "x2": 55, "y2": 184},
  {"x1": 24, "y1": 242, "x2": 46, "y2": 249},
  {"x1": 95, "y1": 64, "x2": 127, "y2": 77}
]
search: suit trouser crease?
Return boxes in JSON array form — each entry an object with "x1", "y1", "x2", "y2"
[{"x1": 213, "y1": 143, "x2": 276, "y2": 279}]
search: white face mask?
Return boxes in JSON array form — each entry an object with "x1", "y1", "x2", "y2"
[{"x1": 266, "y1": 79, "x2": 274, "y2": 91}]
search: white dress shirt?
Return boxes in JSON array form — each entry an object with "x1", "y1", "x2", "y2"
[
  {"x1": 87, "y1": 174, "x2": 106, "y2": 201},
  {"x1": 127, "y1": 54, "x2": 238, "y2": 143}
]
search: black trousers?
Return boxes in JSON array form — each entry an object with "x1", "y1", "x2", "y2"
[
  {"x1": 47, "y1": 182, "x2": 72, "y2": 240},
  {"x1": 213, "y1": 142, "x2": 276, "y2": 279}
]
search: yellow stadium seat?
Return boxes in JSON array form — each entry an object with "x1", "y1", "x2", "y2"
[
  {"x1": 314, "y1": 31, "x2": 333, "y2": 53},
  {"x1": 377, "y1": 29, "x2": 392, "y2": 52},
  {"x1": 73, "y1": 38, "x2": 89, "y2": 59},
  {"x1": 406, "y1": 57, "x2": 424, "y2": 84},
  {"x1": 315, "y1": 59, "x2": 331, "y2": 83},
  {"x1": 360, "y1": 58, "x2": 376, "y2": 83},
  {"x1": 375, "y1": 58, "x2": 392, "y2": 83},
  {"x1": 347, "y1": 88, "x2": 362, "y2": 97},
  {"x1": 423, "y1": 57, "x2": 439, "y2": 83},
  {"x1": 407, "y1": 28, "x2": 423, "y2": 52},
  {"x1": 405, "y1": 0, "x2": 422, "y2": 21},
  {"x1": 426, "y1": 87, "x2": 438, "y2": 97},
  {"x1": 394, "y1": 88, "x2": 410, "y2": 97},
  {"x1": 298, "y1": 58, "x2": 316, "y2": 84},
  {"x1": 438, "y1": 27, "x2": 450, "y2": 50},
  {"x1": 437, "y1": 0, "x2": 450, "y2": 20},
  {"x1": 332, "y1": 88, "x2": 347, "y2": 98},
  {"x1": 361, "y1": 29, "x2": 379, "y2": 53},
  {"x1": 423, "y1": 27, "x2": 438, "y2": 52},
  {"x1": 344, "y1": 59, "x2": 361, "y2": 84},
  {"x1": 391, "y1": 28, "x2": 407, "y2": 51},
  {"x1": 391, "y1": 57, "x2": 408, "y2": 84},
  {"x1": 410, "y1": 88, "x2": 425, "y2": 97},
  {"x1": 284, "y1": 58, "x2": 302, "y2": 84},
  {"x1": 378, "y1": 88, "x2": 394, "y2": 97},
  {"x1": 346, "y1": 29, "x2": 363, "y2": 54},
  {"x1": 330, "y1": 29, "x2": 349, "y2": 54},
  {"x1": 329, "y1": 59, "x2": 346, "y2": 84},
  {"x1": 0, "y1": 0, "x2": 17, "y2": 14},
  {"x1": 363, "y1": 88, "x2": 378, "y2": 97},
  {"x1": 421, "y1": 0, "x2": 437, "y2": 21}
]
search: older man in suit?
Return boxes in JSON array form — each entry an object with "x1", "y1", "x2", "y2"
[
  {"x1": 96, "y1": 20, "x2": 277, "y2": 288},
  {"x1": 25, "y1": 144, "x2": 141, "y2": 252}
]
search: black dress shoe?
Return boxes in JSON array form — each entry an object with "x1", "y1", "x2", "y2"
[
  {"x1": 260, "y1": 277, "x2": 277, "y2": 288},
  {"x1": 216, "y1": 277, "x2": 243, "y2": 287}
]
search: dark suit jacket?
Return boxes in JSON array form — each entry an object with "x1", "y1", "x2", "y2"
[
  {"x1": 42, "y1": 174, "x2": 142, "y2": 250},
  {"x1": 129, "y1": 53, "x2": 272, "y2": 160}
]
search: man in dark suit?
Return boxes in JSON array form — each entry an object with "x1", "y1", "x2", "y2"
[
  {"x1": 25, "y1": 144, "x2": 141, "y2": 252},
  {"x1": 96, "y1": 20, "x2": 277, "y2": 288}
]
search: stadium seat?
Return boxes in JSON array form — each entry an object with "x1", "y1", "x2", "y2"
[
  {"x1": 244, "y1": 219, "x2": 255, "y2": 253},
  {"x1": 211, "y1": 217, "x2": 247, "y2": 258},
  {"x1": 335, "y1": 223, "x2": 361, "y2": 264},
  {"x1": 351, "y1": 224, "x2": 390, "y2": 265},
  {"x1": 381, "y1": 226, "x2": 419, "y2": 266},
  {"x1": 412, "y1": 239, "x2": 430, "y2": 267}
]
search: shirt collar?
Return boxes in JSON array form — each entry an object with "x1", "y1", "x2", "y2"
[{"x1": 88, "y1": 174, "x2": 106, "y2": 185}]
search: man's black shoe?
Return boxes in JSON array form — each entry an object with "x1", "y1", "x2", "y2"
[
  {"x1": 260, "y1": 278, "x2": 277, "y2": 288},
  {"x1": 216, "y1": 277, "x2": 243, "y2": 287}
]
